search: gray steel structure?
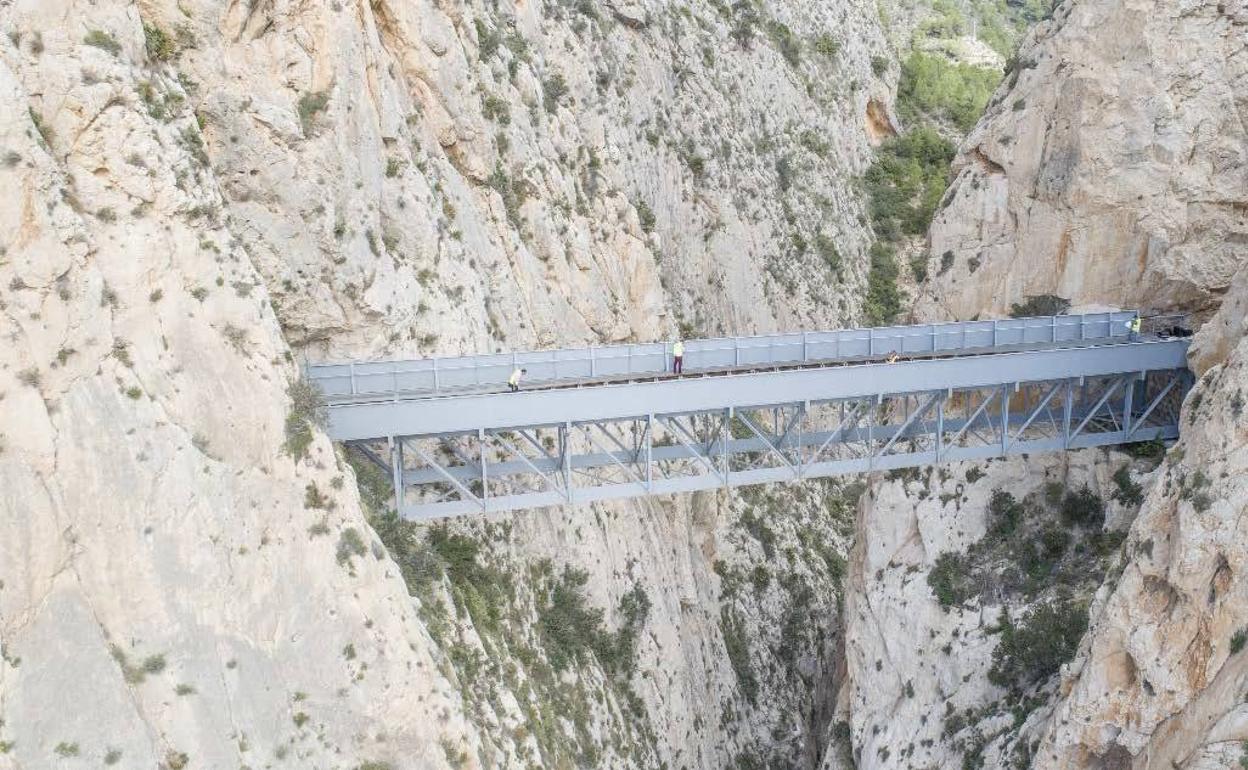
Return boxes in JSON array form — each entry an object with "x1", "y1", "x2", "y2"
[
  {"x1": 312, "y1": 313, "x2": 1192, "y2": 520},
  {"x1": 310, "y1": 312, "x2": 1142, "y2": 399}
]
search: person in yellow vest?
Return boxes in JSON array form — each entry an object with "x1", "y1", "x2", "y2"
[
  {"x1": 672, "y1": 339, "x2": 685, "y2": 374},
  {"x1": 508, "y1": 367, "x2": 527, "y2": 392},
  {"x1": 1127, "y1": 316, "x2": 1142, "y2": 341}
]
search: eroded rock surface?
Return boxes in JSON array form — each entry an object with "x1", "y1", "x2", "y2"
[{"x1": 918, "y1": 0, "x2": 1248, "y2": 321}]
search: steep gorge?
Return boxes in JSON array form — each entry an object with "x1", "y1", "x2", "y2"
[{"x1": 3, "y1": 0, "x2": 1247, "y2": 769}]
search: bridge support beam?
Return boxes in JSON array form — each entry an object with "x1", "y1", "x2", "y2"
[{"x1": 353, "y1": 367, "x2": 1190, "y2": 520}]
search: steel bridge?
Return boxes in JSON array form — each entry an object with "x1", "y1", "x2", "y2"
[{"x1": 308, "y1": 312, "x2": 1192, "y2": 519}]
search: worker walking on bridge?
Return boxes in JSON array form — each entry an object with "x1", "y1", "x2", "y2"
[
  {"x1": 672, "y1": 339, "x2": 685, "y2": 374},
  {"x1": 508, "y1": 367, "x2": 527, "y2": 393},
  {"x1": 1127, "y1": 315, "x2": 1142, "y2": 341}
]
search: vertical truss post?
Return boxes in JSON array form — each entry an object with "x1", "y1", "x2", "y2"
[
  {"x1": 562, "y1": 422, "x2": 573, "y2": 505},
  {"x1": 935, "y1": 393, "x2": 945, "y2": 462},
  {"x1": 722, "y1": 408, "x2": 731, "y2": 487},
  {"x1": 1063, "y1": 379, "x2": 1076, "y2": 448},
  {"x1": 867, "y1": 395, "x2": 880, "y2": 470},
  {"x1": 795, "y1": 401, "x2": 808, "y2": 477},
  {"x1": 479, "y1": 429, "x2": 487, "y2": 504},
  {"x1": 1122, "y1": 373, "x2": 1136, "y2": 436},
  {"x1": 1001, "y1": 384, "x2": 1011, "y2": 453},
  {"x1": 389, "y1": 436, "x2": 403, "y2": 516},
  {"x1": 645, "y1": 414, "x2": 654, "y2": 492}
]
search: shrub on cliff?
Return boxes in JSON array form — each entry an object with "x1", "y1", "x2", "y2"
[{"x1": 988, "y1": 600, "x2": 1088, "y2": 690}]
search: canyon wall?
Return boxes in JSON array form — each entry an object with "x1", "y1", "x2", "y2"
[
  {"x1": 0, "y1": 0, "x2": 896, "y2": 766},
  {"x1": 917, "y1": 0, "x2": 1248, "y2": 321}
]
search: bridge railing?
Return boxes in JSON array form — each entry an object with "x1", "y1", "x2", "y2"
[{"x1": 308, "y1": 311, "x2": 1139, "y2": 399}]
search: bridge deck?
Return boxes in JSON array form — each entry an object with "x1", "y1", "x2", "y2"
[
  {"x1": 308, "y1": 313, "x2": 1193, "y2": 519},
  {"x1": 310, "y1": 311, "x2": 1140, "y2": 401}
]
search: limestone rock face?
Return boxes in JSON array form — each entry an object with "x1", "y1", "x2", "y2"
[
  {"x1": 1029, "y1": 259, "x2": 1248, "y2": 769},
  {"x1": 160, "y1": 0, "x2": 895, "y2": 360},
  {"x1": 834, "y1": 450, "x2": 1151, "y2": 770},
  {"x1": 917, "y1": 0, "x2": 1248, "y2": 321},
  {"x1": 0, "y1": 0, "x2": 899, "y2": 767},
  {"x1": 855, "y1": 1, "x2": 1248, "y2": 767},
  {"x1": 0, "y1": 12, "x2": 475, "y2": 766}
]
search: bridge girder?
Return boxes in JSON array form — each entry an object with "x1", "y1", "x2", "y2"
[{"x1": 348, "y1": 369, "x2": 1190, "y2": 520}]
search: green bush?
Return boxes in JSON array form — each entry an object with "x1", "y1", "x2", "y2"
[
  {"x1": 537, "y1": 566, "x2": 605, "y2": 671},
  {"x1": 600, "y1": 583, "x2": 651, "y2": 678},
  {"x1": 815, "y1": 233, "x2": 841, "y2": 273},
  {"x1": 283, "y1": 379, "x2": 327, "y2": 460},
  {"x1": 766, "y1": 20, "x2": 801, "y2": 68},
  {"x1": 1123, "y1": 439, "x2": 1168, "y2": 456},
  {"x1": 29, "y1": 108, "x2": 53, "y2": 148},
  {"x1": 481, "y1": 93, "x2": 509, "y2": 124},
  {"x1": 864, "y1": 242, "x2": 902, "y2": 325},
  {"x1": 812, "y1": 34, "x2": 840, "y2": 58},
  {"x1": 864, "y1": 127, "x2": 955, "y2": 243},
  {"x1": 1111, "y1": 466, "x2": 1143, "y2": 507},
  {"x1": 1009, "y1": 294, "x2": 1070, "y2": 318},
  {"x1": 542, "y1": 73, "x2": 568, "y2": 113},
  {"x1": 720, "y1": 607, "x2": 758, "y2": 704},
  {"x1": 336, "y1": 528, "x2": 367, "y2": 567},
  {"x1": 986, "y1": 490, "x2": 1024, "y2": 539},
  {"x1": 429, "y1": 527, "x2": 505, "y2": 633},
  {"x1": 84, "y1": 29, "x2": 121, "y2": 55},
  {"x1": 1059, "y1": 485, "x2": 1105, "y2": 528},
  {"x1": 988, "y1": 600, "x2": 1088, "y2": 690},
  {"x1": 298, "y1": 90, "x2": 330, "y2": 135},
  {"x1": 1231, "y1": 628, "x2": 1247, "y2": 655},
  {"x1": 730, "y1": 3, "x2": 760, "y2": 48},
  {"x1": 1013, "y1": 525, "x2": 1069, "y2": 588},
  {"x1": 636, "y1": 200, "x2": 656, "y2": 233},
  {"x1": 775, "y1": 155, "x2": 796, "y2": 191},
  {"x1": 143, "y1": 23, "x2": 175, "y2": 61},
  {"x1": 928, "y1": 551, "x2": 973, "y2": 608},
  {"x1": 897, "y1": 51, "x2": 1000, "y2": 132},
  {"x1": 474, "y1": 19, "x2": 500, "y2": 60}
]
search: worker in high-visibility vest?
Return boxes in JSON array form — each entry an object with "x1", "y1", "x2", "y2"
[
  {"x1": 508, "y1": 367, "x2": 527, "y2": 392},
  {"x1": 1127, "y1": 316, "x2": 1142, "y2": 341},
  {"x1": 672, "y1": 340, "x2": 685, "y2": 374}
]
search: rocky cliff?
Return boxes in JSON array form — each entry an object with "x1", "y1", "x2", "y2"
[
  {"x1": 4, "y1": 0, "x2": 1247, "y2": 768},
  {"x1": 0, "y1": 0, "x2": 899, "y2": 767},
  {"x1": 918, "y1": 0, "x2": 1248, "y2": 322},
  {"x1": 849, "y1": 1, "x2": 1248, "y2": 768}
]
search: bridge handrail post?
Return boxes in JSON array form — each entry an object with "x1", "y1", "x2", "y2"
[
  {"x1": 734, "y1": 338, "x2": 740, "y2": 367},
  {"x1": 432, "y1": 358, "x2": 439, "y2": 392},
  {"x1": 1051, "y1": 315, "x2": 1057, "y2": 344},
  {"x1": 349, "y1": 362, "x2": 357, "y2": 396},
  {"x1": 802, "y1": 331, "x2": 809, "y2": 362},
  {"x1": 930, "y1": 324, "x2": 936, "y2": 352},
  {"x1": 869, "y1": 327, "x2": 875, "y2": 357},
  {"x1": 992, "y1": 319, "x2": 998, "y2": 347}
]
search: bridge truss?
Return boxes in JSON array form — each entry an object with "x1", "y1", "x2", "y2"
[{"x1": 346, "y1": 366, "x2": 1190, "y2": 519}]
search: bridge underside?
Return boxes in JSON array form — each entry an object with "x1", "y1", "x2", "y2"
[{"x1": 348, "y1": 369, "x2": 1189, "y2": 519}]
